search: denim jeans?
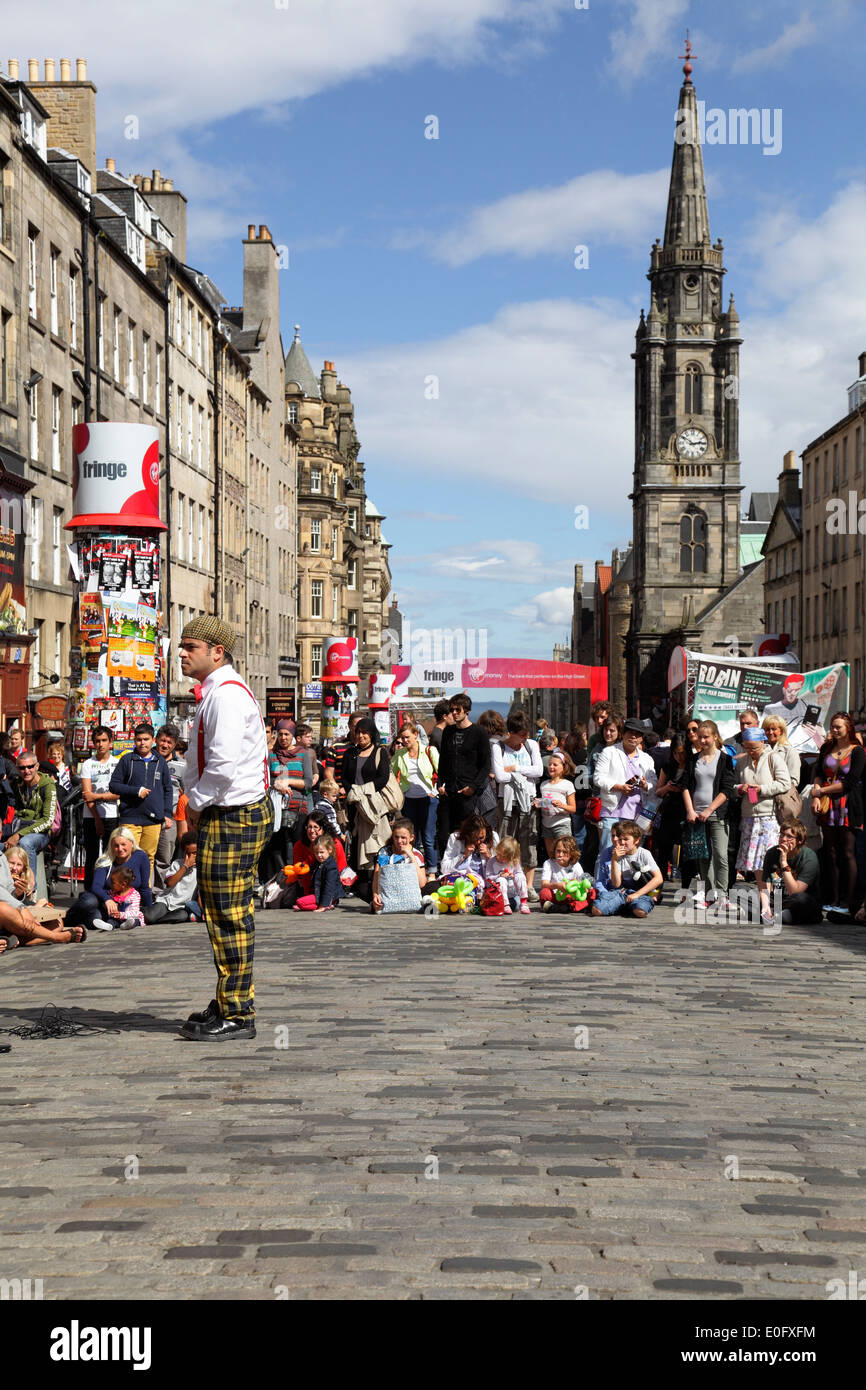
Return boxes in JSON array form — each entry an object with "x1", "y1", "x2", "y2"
[
  {"x1": 18, "y1": 832, "x2": 49, "y2": 878},
  {"x1": 593, "y1": 887, "x2": 655, "y2": 917},
  {"x1": 598, "y1": 818, "x2": 617, "y2": 859}
]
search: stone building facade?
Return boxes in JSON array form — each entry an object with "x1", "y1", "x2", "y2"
[
  {"x1": 761, "y1": 451, "x2": 802, "y2": 658},
  {"x1": 800, "y1": 355, "x2": 866, "y2": 707}
]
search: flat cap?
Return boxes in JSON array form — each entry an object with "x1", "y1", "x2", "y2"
[
  {"x1": 623, "y1": 717, "x2": 647, "y2": 735},
  {"x1": 180, "y1": 615, "x2": 236, "y2": 653}
]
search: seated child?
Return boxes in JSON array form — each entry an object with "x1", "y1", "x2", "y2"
[
  {"x1": 294, "y1": 834, "x2": 342, "y2": 912},
  {"x1": 5, "y1": 845, "x2": 50, "y2": 910},
  {"x1": 372, "y1": 818, "x2": 426, "y2": 914},
  {"x1": 144, "y1": 831, "x2": 202, "y2": 923},
  {"x1": 93, "y1": 865, "x2": 144, "y2": 932},
  {"x1": 540, "y1": 835, "x2": 588, "y2": 911},
  {"x1": 484, "y1": 836, "x2": 529, "y2": 914},
  {"x1": 591, "y1": 820, "x2": 663, "y2": 919}
]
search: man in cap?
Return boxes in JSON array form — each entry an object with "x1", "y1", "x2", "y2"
[
  {"x1": 177, "y1": 617, "x2": 273, "y2": 1041},
  {"x1": 593, "y1": 716, "x2": 658, "y2": 859}
]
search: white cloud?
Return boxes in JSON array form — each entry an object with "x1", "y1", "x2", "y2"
[
  {"x1": 732, "y1": 12, "x2": 817, "y2": 73},
  {"x1": 606, "y1": 0, "x2": 690, "y2": 86},
  {"x1": 420, "y1": 168, "x2": 668, "y2": 266},
  {"x1": 436, "y1": 555, "x2": 505, "y2": 574},
  {"x1": 4, "y1": 0, "x2": 564, "y2": 139},
  {"x1": 510, "y1": 586, "x2": 575, "y2": 627}
]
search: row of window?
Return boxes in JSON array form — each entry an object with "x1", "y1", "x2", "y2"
[
  {"x1": 27, "y1": 499, "x2": 66, "y2": 586},
  {"x1": 804, "y1": 429, "x2": 863, "y2": 500},
  {"x1": 173, "y1": 492, "x2": 212, "y2": 572},
  {"x1": 171, "y1": 288, "x2": 210, "y2": 370},
  {"x1": 172, "y1": 386, "x2": 210, "y2": 469},
  {"x1": 771, "y1": 585, "x2": 865, "y2": 643},
  {"x1": 28, "y1": 618, "x2": 66, "y2": 688},
  {"x1": 96, "y1": 295, "x2": 163, "y2": 407}
]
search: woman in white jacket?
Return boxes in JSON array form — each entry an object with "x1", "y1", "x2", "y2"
[{"x1": 593, "y1": 719, "x2": 658, "y2": 858}]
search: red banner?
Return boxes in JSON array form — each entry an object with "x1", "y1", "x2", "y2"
[{"x1": 390, "y1": 660, "x2": 608, "y2": 702}]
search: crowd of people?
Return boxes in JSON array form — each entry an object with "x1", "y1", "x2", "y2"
[{"x1": 1, "y1": 690, "x2": 865, "y2": 957}]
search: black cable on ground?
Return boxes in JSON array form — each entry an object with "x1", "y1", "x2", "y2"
[{"x1": 0, "y1": 1004, "x2": 120, "y2": 1040}]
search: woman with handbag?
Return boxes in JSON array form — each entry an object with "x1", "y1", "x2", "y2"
[
  {"x1": 391, "y1": 721, "x2": 439, "y2": 875},
  {"x1": 259, "y1": 722, "x2": 308, "y2": 881},
  {"x1": 807, "y1": 713, "x2": 865, "y2": 914},
  {"x1": 681, "y1": 720, "x2": 736, "y2": 908},
  {"x1": 340, "y1": 718, "x2": 392, "y2": 881},
  {"x1": 734, "y1": 728, "x2": 792, "y2": 898}
]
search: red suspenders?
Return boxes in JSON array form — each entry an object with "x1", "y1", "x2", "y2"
[{"x1": 197, "y1": 680, "x2": 269, "y2": 791}]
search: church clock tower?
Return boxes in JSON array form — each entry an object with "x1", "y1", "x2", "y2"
[{"x1": 628, "y1": 36, "x2": 743, "y2": 710}]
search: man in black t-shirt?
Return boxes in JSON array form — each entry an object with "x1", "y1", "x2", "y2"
[
  {"x1": 438, "y1": 693, "x2": 491, "y2": 841},
  {"x1": 428, "y1": 700, "x2": 452, "y2": 753}
]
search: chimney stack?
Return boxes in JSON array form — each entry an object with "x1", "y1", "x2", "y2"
[
  {"x1": 7, "y1": 59, "x2": 18, "y2": 79},
  {"x1": 105, "y1": 156, "x2": 115, "y2": 172},
  {"x1": 259, "y1": 224, "x2": 272, "y2": 241},
  {"x1": 138, "y1": 170, "x2": 187, "y2": 259},
  {"x1": 28, "y1": 55, "x2": 97, "y2": 181},
  {"x1": 778, "y1": 450, "x2": 800, "y2": 508}
]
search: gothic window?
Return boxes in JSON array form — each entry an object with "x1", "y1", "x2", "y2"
[
  {"x1": 684, "y1": 363, "x2": 702, "y2": 414},
  {"x1": 679, "y1": 509, "x2": 707, "y2": 573}
]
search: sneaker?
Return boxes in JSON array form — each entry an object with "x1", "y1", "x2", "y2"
[
  {"x1": 527, "y1": 886, "x2": 540, "y2": 903},
  {"x1": 519, "y1": 902, "x2": 531, "y2": 914},
  {"x1": 91, "y1": 919, "x2": 114, "y2": 932},
  {"x1": 691, "y1": 892, "x2": 708, "y2": 910},
  {"x1": 542, "y1": 900, "x2": 552, "y2": 913},
  {"x1": 503, "y1": 904, "x2": 513, "y2": 914},
  {"x1": 421, "y1": 895, "x2": 433, "y2": 907}
]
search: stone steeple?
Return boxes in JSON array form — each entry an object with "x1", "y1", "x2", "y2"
[
  {"x1": 663, "y1": 35, "x2": 710, "y2": 248},
  {"x1": 284, "y1": 324, "x2": 320, "y2": 399}
]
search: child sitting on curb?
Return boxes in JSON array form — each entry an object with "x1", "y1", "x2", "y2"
[
  {"x1": 483, "y1": 836, "x2": 530, "y2": 913},
  {"x1": 591, "y1": 820, "x2": 663, "y2": 919},
  {"x1": 293, "y1": 834, "x2": 342, "y2": 912},
  {"x1": 539, "y1": 835, "x2": 587, "y2": 912},
  {"x1": 372, "y1": 819, "x2": 426, "y2": 914},
  {"x1": 144, "y1": 832, "x2": 202, "y2": 924},
  {"x1": 93, "y1": 865, "x2": 144, "y2": 932}
]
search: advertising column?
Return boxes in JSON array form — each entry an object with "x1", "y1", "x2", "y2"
[
  {"x1": 320, "y1": 636, "x2": 359, "y2": 743},
  {"x1": 367, "y1": 670, "x2": 395, "y2": 743},
  {"x1": 65, "y1": 424, "x2": 168, "y2": 757}
]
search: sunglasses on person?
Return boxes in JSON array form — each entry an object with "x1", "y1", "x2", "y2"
[{"x1": 18, "y1": 761, "x2": 38, "y2": 770}]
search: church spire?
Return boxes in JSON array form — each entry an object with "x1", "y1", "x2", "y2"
[{"x1": 663, "y1": 32, "x2": 710, "y2": 248}]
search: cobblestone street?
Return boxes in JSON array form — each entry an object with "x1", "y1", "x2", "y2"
[{"x1": 2, "y1": 899, "x2": 865, "y2": 1301}]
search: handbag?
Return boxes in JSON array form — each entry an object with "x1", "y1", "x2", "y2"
[
  {"x1": 475, "y1": 778, "x2": 498, "y2": 818},
  {"x1": 377, "y1": 751, "x2": 405, "y2": 814},
  {"x1": 584, "y1": 796, "x2": 602, "y2": 825},
  {"x1": 680, "y1": 818, "x2": 708, "y2": 859},
  {"x1": 378, "y1": 856, "x2": 422, "y2": 913},
  {"x1": 774, "y1": 786, "x2": 802, "y2": 824}
]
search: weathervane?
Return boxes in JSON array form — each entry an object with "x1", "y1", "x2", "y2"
[{"x1": 679, "y1": 29, "x2": 697, "y2": 84}]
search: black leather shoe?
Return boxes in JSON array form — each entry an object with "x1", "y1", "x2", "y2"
[
  {"x1": 187, "y1": 998, "x2": 219, "y2": 1025},
  {"x1": 180, "y1": 1015, "x2": 256, "y2": 1041}
]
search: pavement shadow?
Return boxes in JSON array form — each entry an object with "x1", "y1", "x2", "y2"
[
  {"x1": 0, "y1": 1004, "x2": 181, "y2": 1037},
  {"x1": 789, "y1": 917, "x2": 866, "y2": 957}
]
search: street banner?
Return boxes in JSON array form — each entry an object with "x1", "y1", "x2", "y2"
[
  {"x1": 390, "y1": 659, "x2": 608, "y2": 702},
  {"x1": 265, "y1": 689, "x2": 296, "y2": 723},
  {"x1": 671, "y1": 647, "x2": 850, "y2": 752}
]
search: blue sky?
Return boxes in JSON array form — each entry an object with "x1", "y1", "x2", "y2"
[{"x1": 9, "y1": 0, "x2": 866, "y2": 690}]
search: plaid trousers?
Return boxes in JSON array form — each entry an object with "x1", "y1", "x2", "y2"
[{"x1": 197, "y1": 796, "x2": 273, "y2": 1020}]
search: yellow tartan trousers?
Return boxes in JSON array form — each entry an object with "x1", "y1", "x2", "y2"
[{"x1": 197, "y1": 797, "x2": 273, "y2": 1020}]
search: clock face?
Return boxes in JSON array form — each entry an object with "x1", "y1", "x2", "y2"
[{"x1": 677, "y1": 427, "x2": 708, "y2": 459}]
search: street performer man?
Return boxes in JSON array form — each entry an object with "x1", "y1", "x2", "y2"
[{"x1": 177, "y1": 617, "x2": 273, "y2": 1041}]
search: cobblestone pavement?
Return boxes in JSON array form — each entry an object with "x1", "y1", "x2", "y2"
[{"x1": 1, "y1": 896, "x2": 865, "y2": 1301}]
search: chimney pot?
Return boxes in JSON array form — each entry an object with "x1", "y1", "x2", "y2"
[
  {"x1": 44, "y1": 58, "x2": 56, "y2": 80},
  {"x1": 164, "y1": 178, "x2": 172, "y2": 190},
  {"x1": 152, "y1": 169, "x2": 162, "y2": 190},
  {"x1": 60, "y1": 58, "x2": 71, "y2": 81},
  {"x1": 105, "y1": 156, "x2": 115, "y2": 172},
  {"x1": 248, "y1": 224, "x2": 255, "y2": 239},
  {"x1": 8, "y1": 59, "x2": 19, "y2": 79},
  {"x1": 783, "y1": 450, "x2": 796, "y2": 471},
  {"x1": 142, "y1": 177, "x2": 152, "y2": 192},
  {"x1": 259, "y1": 224, "x2": 271, "y2": 241},
  {"x1": 324, "y1": 361, "x2": 335, "y2": 372},
  {"x1": 75, "y1": 58, "x2": 86, "y2": 80},
  {"x1": 28, "y1": 59, "x2": 38, "y2": 82}
]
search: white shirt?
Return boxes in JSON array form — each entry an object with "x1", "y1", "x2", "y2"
[
  {"x1": 80, "y1": 754, "x2": 119, "y2": 821},
  {"x1": 185, "y1": 664, "x2": 269, "y2": 811},
  {"x1": 155, "y1": 857, "x2": 198, "y2": 911},
  {"x1": 593, "y1": 744, "x2": 658, "y2": 815}
]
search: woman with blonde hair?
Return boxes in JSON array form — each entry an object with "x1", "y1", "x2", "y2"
[
  {"x1": 762, "y1": 714, "x2": 801, "y2": 787},
  {"x1": 62, "y1": 824, "x2": 155, "y2": 932},
  {"x1": 682, "y1": 720, "x2": 736, "y2": 906}
]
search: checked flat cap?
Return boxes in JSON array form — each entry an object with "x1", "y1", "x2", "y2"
[{"x1": 180, "y1": 615, "x2": 236, "y2": 652}]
